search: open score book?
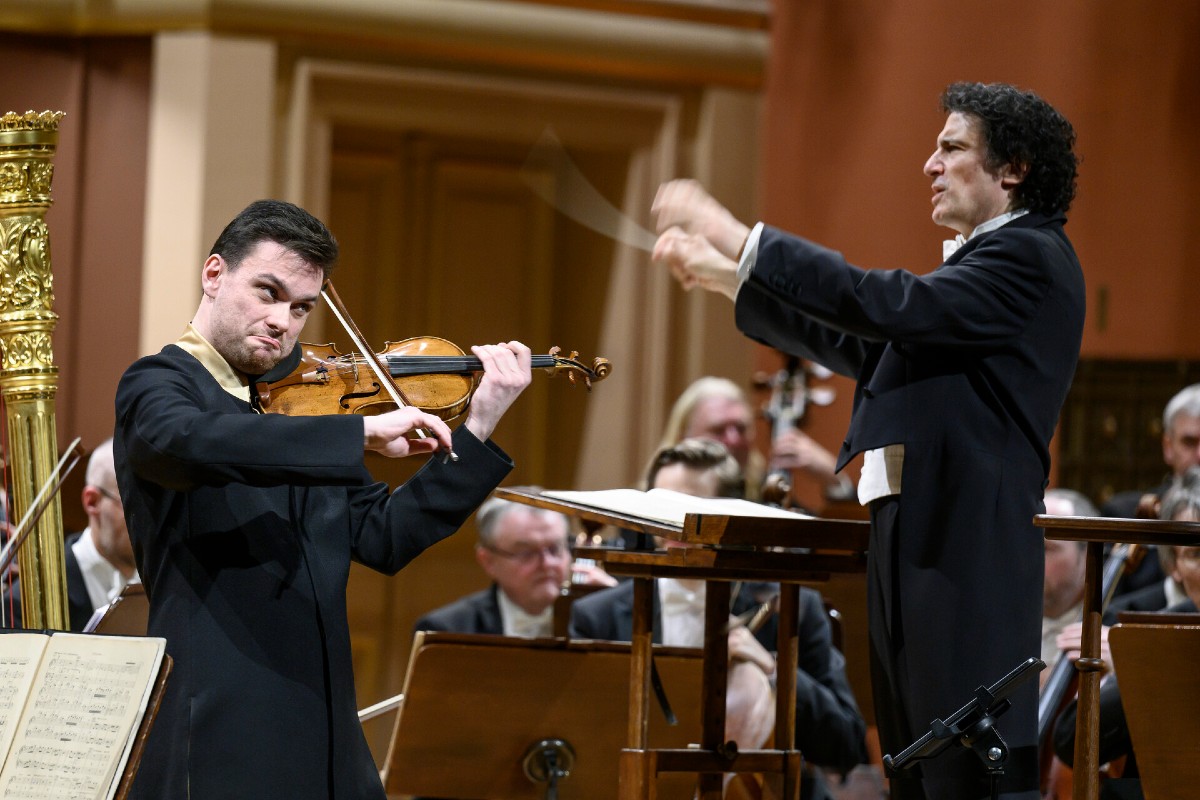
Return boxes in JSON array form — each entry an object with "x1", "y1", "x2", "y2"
[
  {"x1": 542, "y1": 488, "x2": 812, "y2": 527},
  {"x1": 0, "y1": 631, "x2": 166, "y2": 800}
]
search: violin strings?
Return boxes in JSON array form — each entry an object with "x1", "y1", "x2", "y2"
[{"x1": 315, "y1": 355, "x2": 564, "y2": 377}]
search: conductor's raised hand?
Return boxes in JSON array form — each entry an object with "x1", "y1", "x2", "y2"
[
  {"x1": 464, "y1": 341, "x2": 533, "y2": 442},
  {"x1": 363, "y1": 407, "x2": 454, "y2": 458},
  {"x1": 653, "y1": 227, "x2": 741, "y2": 301},
  {"x1": 652, "y1": 179, "x2": 751, "y2": 262}
]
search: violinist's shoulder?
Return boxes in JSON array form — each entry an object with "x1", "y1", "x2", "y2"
[{"x1": 116, "y1": 345, "x2": 210, "y2": 407}]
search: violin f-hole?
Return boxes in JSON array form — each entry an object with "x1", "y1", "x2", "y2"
[{"x1": 339, "y1": 381, "x2": 383, "y2": 411}]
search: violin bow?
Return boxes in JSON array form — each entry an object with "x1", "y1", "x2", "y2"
[
  {"x1": 0, "y1": 437, "x2": 84, "y2": 577},
  {"x1": 320, "y1": 281, "x2": 458, "y2": 463}
]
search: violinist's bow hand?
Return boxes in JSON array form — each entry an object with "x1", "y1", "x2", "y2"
[
  {"x1": 463, "y1": 342, "x2": 533, "y2": 443},
  {"x1": 363, "y1": 408, "x2": 454, "y2": 459}
]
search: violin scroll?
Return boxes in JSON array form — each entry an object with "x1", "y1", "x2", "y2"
[{"x1": 544, "y1": 346, "x2": 612, "y2": 390}]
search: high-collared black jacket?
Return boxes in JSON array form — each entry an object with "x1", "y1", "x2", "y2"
[{"x1": 115, "y1": 344, "x2": 512, "y2": 800}]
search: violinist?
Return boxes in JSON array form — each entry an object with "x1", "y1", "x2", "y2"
[{"x1": 114, "y1": 199, "x2": 532, "y2": 800}]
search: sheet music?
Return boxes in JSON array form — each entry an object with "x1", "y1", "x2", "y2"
[
  {"x1": 0, "y1": 633, "x2": 165, "y2": 800},
  {"x1": 543, "y1": 488, "x2": 812, "y2": 527},
  {"x1": 0, "y1": 635, "x2": 50, "y2": 768}
]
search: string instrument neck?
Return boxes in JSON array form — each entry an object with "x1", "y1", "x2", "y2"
[{"x1": 384, "y1": 354, "x2": 564, "y2": 377}]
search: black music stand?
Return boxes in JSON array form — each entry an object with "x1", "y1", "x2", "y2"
[{"x1": 883, "y1": 657, "x2": 1044, "y2": 800}]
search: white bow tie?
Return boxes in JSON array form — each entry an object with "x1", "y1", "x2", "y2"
[{"x1": 942, "y1": 234, "x2": 967, "y2": 261}]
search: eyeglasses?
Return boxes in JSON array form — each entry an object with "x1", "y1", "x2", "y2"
[
  {"x1": 1177, "y1": 546, "x2": 1200, "y2": 564},
  {"x1": 93, "y1": 486, "x2": 123, "y2": 506},
  {"x1": 484, "y1": 542, "x2": 568, "y2": 565}
]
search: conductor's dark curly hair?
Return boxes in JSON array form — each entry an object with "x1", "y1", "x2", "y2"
[{"x1": 941, "y1": 82, "x2": 1079, "y2": 215}]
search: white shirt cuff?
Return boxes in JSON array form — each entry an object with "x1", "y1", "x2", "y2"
[{"x1": 736, "y1": 221, "x2": 765, "y2": 293}]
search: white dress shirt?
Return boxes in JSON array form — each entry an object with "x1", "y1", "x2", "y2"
[
  {"x1": 658, "y1": 577, "x2": 706, "y2": 647},
  {"x1": 72, "y1": 527, "x2": 139, "y2": 612},
  {"x1": 497, "y1": 588, "x2": 554, "y2": 639}
]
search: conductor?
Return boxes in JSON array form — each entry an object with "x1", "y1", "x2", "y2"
[{"x1": 650, "y1": 82, "x2": 1085, "y2": 800}]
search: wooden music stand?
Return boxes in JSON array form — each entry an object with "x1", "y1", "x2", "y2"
[
  {"x1": 84, "y1": 583, "x2": 149, "y2": 636},
  {"x1": 114, "y1": 651, "x2": 173, "y2": 800},
  {"x1": 381, "y1": 631, "x2": 707, "y2": 799},
  {"x1": 496, "y1": 487, "x2": 870, "y2": 800},
  {"x1": 1035, "y1": 515, "x2": 1200, "y2": 800},
  {"x1": 1108, "y1": 618, "x2": 1200, "y2": 800}
]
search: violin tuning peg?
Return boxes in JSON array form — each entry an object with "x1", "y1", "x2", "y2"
[
  {"x1": 569, "y1": 350, "x2": 579, "y2": 361},
  {"x1": 567, "y1": 372, "x2": 576, "y2": 386},
  {"x1": 549, "y1": 345, "x2": 561, "y2": 357}
]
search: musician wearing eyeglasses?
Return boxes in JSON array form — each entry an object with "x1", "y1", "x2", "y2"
[{"x1": 415, "y1": 495, "x2": 615, "y2": 639}]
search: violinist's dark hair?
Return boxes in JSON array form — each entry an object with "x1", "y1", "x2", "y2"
[
  {"x1": 209, "y1": 199, "x2": 339, "y2": 280},
  {"x1": 940, "y1": 82, "x2": 1079, "y2": 216},
  {"x1": 646, "y1": 437, "x2": 745, "y2": 499}
]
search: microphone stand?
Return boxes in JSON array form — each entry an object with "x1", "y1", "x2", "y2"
[{"x1": 883, "y1": 657, "x2": 1045, "y2": 800}]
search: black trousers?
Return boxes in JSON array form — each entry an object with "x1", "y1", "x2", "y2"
[{"x1": 868, "y1": 496, "x2": 1038, "y2": 800}]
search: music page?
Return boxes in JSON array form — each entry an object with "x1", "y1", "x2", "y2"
[
  {"x1": 0, "y1": 633, "x2": 165, "y2": 800},
  {"x1": 543, "y1": 488, "x2": 811, "y2": 527},
  {"x1": 0, "y1": 634, "x2": 50, "y2": 768}
]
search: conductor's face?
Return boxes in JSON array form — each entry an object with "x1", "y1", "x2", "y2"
[
  {"x1": 924, "y1": 112, "x2": 1021, "y2": 237},
  {"x1": 200, "y1": 240, "x2": 323, "y2": 375}
]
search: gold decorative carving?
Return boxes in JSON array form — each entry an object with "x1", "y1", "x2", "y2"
[
  {"x1": 0, "y1": 110, "x2": 64, "y2": 132},
  {"x1": 0, "y1": 110, "x2": 67, "y2": 631}
]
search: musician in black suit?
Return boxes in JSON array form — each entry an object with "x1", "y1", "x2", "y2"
[
  {"x1": 1052, "y1": 468, "x2": 1200, "y2": 800},
  {"x1": 651, "y1": 82, "x2": 1084, "y2": 800},
  {"x1": 115, "y1": 200, "x2": 532, "y2": 800},
  {"x1": 415, "y1": 495, "x2": 614, "y2": 638},
  {"x1": 64, "y1": 439, "x2": 140, "y2": 631},
  {"x1": 1100, "y1": 384, "x2": 1200, "y2": 597}
]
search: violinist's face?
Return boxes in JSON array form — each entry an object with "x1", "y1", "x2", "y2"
[{"x1": 199, "y1": 240, "x2": 322, "y2": 375}]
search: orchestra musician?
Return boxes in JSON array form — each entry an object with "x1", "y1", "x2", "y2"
[
  {"x1": 1100, "y1": 383, "x2": 1200, "y2": 597},
  {"x1": 571, "y1": 437, "x2": 869, "y2": 799},
  {"x1": 114, "y1": 199, "x2": 533, "y2": 800},
  {"x1": 655, "y1": 375, "x2": 848, "y2": 504},
  {"x1": 1051, "y1": 466, "x2": 1200, "y2": 800},
  {"x1": 650, "y1": 82, "x2": 1085, "y2": 800},
  {"x1": 1040, "y1": 489, "x2": 1100, "y2": 687},
  {"x1": 414, "y1": 495, "x2": 615, "y2": 638}
]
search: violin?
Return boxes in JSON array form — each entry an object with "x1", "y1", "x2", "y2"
[{"x1": 254, "y1": 336, "x2": 611, "y2": 420}]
